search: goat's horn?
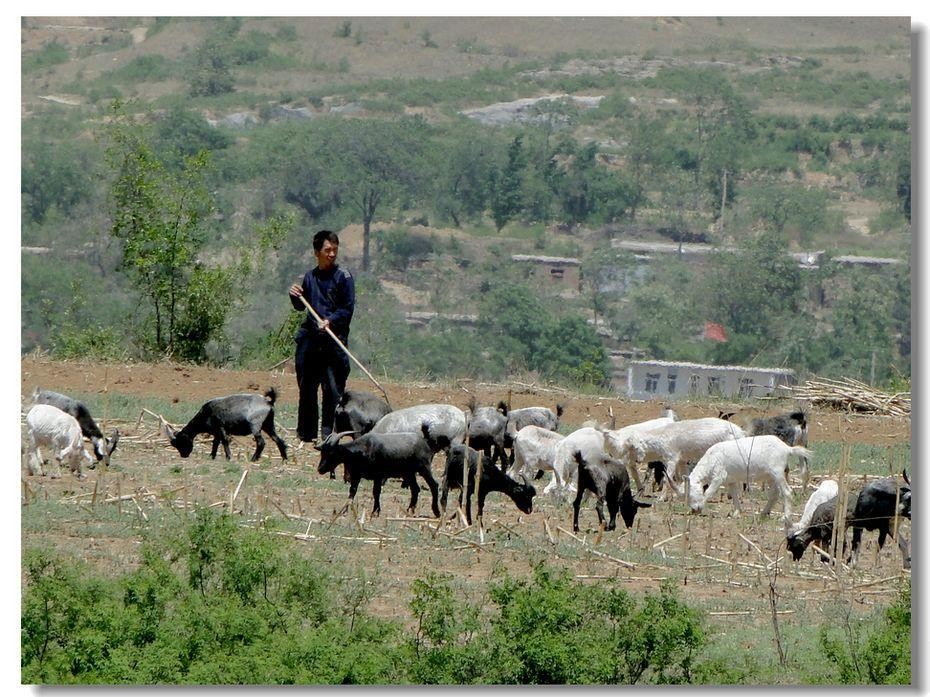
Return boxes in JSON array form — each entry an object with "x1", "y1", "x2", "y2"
[{"x1": 326, "y1": 430, "x2": 356, "y2": 444}]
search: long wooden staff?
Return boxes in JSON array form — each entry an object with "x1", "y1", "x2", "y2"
[{"x1": 295, "y1": 293, "x2": 391, "y2": 408}]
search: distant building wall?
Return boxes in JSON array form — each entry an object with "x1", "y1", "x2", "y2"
[
  {"x1": 511, "y1": 254, "x2": 581, "y2": 291},
  {"x1": 626, "y1": 360, "x2": 795, "y2": 401}
]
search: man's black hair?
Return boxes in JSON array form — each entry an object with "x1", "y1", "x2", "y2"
[{"x1": 313, "y1": 229, "x2": 340, "y2": 252}]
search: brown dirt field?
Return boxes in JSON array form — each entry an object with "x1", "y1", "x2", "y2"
[{"x1": 20, "y1": 356, "x2": 911, "y2": 639}]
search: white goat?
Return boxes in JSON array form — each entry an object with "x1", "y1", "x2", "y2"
[
  {"x1": 25, "y1": 404, "x2": 94, "y2": 479},
  {"x1": 791, "y1": 479, "x2": 838, "y2": 535},
  {"x1": 546, "y1": 427, "x2": 606, "y2": 497},
  {"x1": 506, "y1": 425, "x2": 565, "y2": 484},
  {"x1": 687, "y1": 435, "x2": 813, "y2": 523},
  {"x1": 602, "y1": 410, "x2": 679, "y2": 490},
  {"x1": 370, "y1": 403, "x2": 467, "y2": 444},
  {"x1": 621, "y1": 417, "x2": 746, "y2": 497}
]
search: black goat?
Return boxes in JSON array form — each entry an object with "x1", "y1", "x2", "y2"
[
  {"x1": 440, "y1": 444, "x2": 536, "y2": 525},
  {"x1": 33, "y1": 388, "x2": 119, "y2": 465},
  {"x1": 316, "y1": 430, "x2": 440, "y2": 518},
  {"x1": 163, "y1": 388, "x2": 288, "y2": 462},
  {"x1": 334, "y1": 388, "x2": 392, "y2": 436},
  {"x1": 847, "y1": 475, "x2": 911, "y2": 569},
  {"x1": 572, "y1": 450, "x2": 652, "y2": 533}
]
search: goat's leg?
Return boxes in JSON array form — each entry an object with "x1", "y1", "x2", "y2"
[
  {"x1": 251, "y1": 434, "x2": 266, "y2": 462},
  {"x1": 406, "y1": 476, "x2": 421, "y2": 516},
  {"x1": 220, "y1": 432, "x2": 232, "y2": 460},
  {"x1": 371, "y1": 479, "x2": 382, "y2": 517},
  {"x1": 419, "y1": 467, "x2": 441, "y2": 518},
  {"x1": 594, "y1": 497, "x2": 607, "y2": 530},
  {"x1": 262, "y1": 417, "x2": 288, "y2": 460},
  {"x1": 897, "y1": 532, "x2": 910, "y2": 569},
  {"x1": 572, "y1": 487, "x2": 585, "y2": 533},
  {"x1": 606, "y1": 497, "x2": 619, "y2": 531},
  {"x1": 210, "y1": 436, "x2": 222, "y2": 459},
  {"x1": 26, "y1": 434, "x2": 43, "y2": 477},
  {"x1": 847, "y1": 527, "x2": 863, "y2": 567}
]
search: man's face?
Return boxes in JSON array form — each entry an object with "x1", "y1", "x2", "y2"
[{"x1": 315, "y1": 240, "x2": 338, "y2": 271}]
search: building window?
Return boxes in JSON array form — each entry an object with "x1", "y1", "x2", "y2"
[
  {"x1": 645, "y1": 373, "x2": 661, "y2": 393},
  {"x1": 667, "y1": 373, "x2": 677, "y2": 394},
  {"x1": 738, "y1": 378, "x2": 754, "y2": 398},
  {"x1": 707, "y1": 376, "x2": 722, "y2": 396},
  {"x1": 550, "y1": 268, "x2": 565, "y2": 279},
  {"x1": 688, "y1": 374, "x2": 701, "y2": 396}
]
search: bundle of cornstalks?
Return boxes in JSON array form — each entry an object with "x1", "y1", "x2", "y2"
[{"x1": 788, "y1": 376, "x2": 910, "y2": 417}]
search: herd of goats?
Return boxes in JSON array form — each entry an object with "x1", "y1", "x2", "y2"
[{"x1": 23, "y1": 385, "x2": 911, "y2": 570}]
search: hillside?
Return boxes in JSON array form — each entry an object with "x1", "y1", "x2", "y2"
[{"x1": 20, "y1": 16, "x2": 912, "y2": 386}]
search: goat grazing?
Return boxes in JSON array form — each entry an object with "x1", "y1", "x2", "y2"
[
  {"x1": 32, "y1": 388, "x2": 119, "y2": 466},
  {"x1": 786, "y1": 496, "x2": 854, "y2": 562},
  {"x1": 749, "y1": 410, "x2": 810, "y2": 490},
  {"x1": 466, "y1": 397, "x2": 509, "y2": 467},
  {"x1": 686, "y1": 435, "x2": 812, "y2": 522},
  {"x1": 440, "y1": 444, "x2": 536, "y2": 524},
  {"x1": 621, "y1": 417, "x2": 746, "y2": 497},
  {"x1": 316, "y1": 430, "x2": 440, "y2": 518},
  {"x1": 333, "y1": 388, "x2": 392, "y2": 436},
  {"x1": 506, "y1": 425, "x2": 565, "y2": 484},
  {"x1": 847, "y1": 475, "x2": 911, "y2": 569},
  {"x1": 370, "y1": 403, "x2": 467, "y2": 445},
  {"x1": 548, "y1": 427, "x2": 608, "y2": 497},
  {"x1": 571, "y1": 450, "x2": 652, "y2": 533},
  {"x1": 25, "y1": 404, "x2": 94, "y2": 478},
  {"x1": 602, "y1": 409, "x2": 679, "y2": 490},
  {"x1": 790, "y1": 479, "x2": 839, "y2": 535},
  {"x1": 502, "y1": 403, "x2": 563, "y2": 461},
  {"x1": 163, "y1": 388, "x2": 288, "y2": 462}
]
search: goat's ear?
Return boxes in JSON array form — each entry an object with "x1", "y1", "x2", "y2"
[{"x1": 161, "y1": 421, "x2": 175, "y2": 441}]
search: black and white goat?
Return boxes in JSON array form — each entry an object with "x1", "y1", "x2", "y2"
[
  {"x1": 316, "y1": 430, "x2": 441, "y2": 518},
  {"x1": 748, "y1": 410, "x2": 810, "y2": 490},
  {"x1": 32, "y1": 389, "x2": 119, "y2": 466},
  {"x1": 785, "y1": 496, "x2": 854, "y2": 562},
  {"x1": 163, "y1": 388, "x2": 288, "y2": 462},
  {"x1": 440, "y1": 444, "x2": 536, "y2": 525},
  {"x1": 25, "y1": 404, "x2": 95, "y2": 478},
  {"x1": 571, "y1": 449, "x2": 652, "y2": 533}
]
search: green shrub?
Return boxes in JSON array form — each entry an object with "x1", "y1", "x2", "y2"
[
  {"x1": 819, "y1": 581, "x2": 910, "y2": 684},
  {"x1": 23, "y1": 40, "x2": 70, "y2": 73}
]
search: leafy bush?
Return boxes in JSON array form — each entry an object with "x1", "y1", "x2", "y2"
[
  {"x1": 820, "y1": 582, "x2": 910, "y2": 684},
  {"x1": 23, "y1": 40, "x2": 70, "y2": 73},
  {"x1": 374, "y1": 228, "x2": 436, "y2": 271}
]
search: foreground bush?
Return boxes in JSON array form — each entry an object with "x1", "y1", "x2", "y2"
[{"x1": 21, "y1": 508, "x2": 909, "y2": 685}]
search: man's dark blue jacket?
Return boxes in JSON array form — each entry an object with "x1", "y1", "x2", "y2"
[{"x1": 290, "y1": 265, "x2": 356, "y2": 349}]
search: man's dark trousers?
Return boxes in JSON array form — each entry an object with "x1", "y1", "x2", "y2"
[{"x1": 295, "y1": 330, "x2": 350, "y2": 442}]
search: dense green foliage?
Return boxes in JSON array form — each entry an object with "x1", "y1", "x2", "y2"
[{"x1": 20, "y1": 510, "x2": 910, "y2": 685}]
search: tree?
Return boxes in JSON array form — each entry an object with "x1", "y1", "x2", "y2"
[
  {"x1": 312, "y1": 117, "x2": 429, "y2": 271},
  {"x1": 22, "y1": 140, "x2": 96, "y2": 225},
  {"x1": 490, "y1": 136, "x2": 526, "y2": 231},
  {"x1": 104, "y1": 101, "x2": 231, "y2": 361},
  {"x1": 430, "y1": 128, "x2": 497, "y2": 227},
  {"x1": 188, "y1": 38, "x2": 234, "y2": 97},
  {"x1": 698, "y1": 230, "x2": 805, "y2": 363}
]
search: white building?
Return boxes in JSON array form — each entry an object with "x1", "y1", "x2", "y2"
[{"x1": 627, "y1": 359, "x2": 795, "y2": 401}]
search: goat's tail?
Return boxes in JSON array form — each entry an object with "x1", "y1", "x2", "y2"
[{"x1": 264, "y1": 387, "x2": 278, "y2": 405}]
